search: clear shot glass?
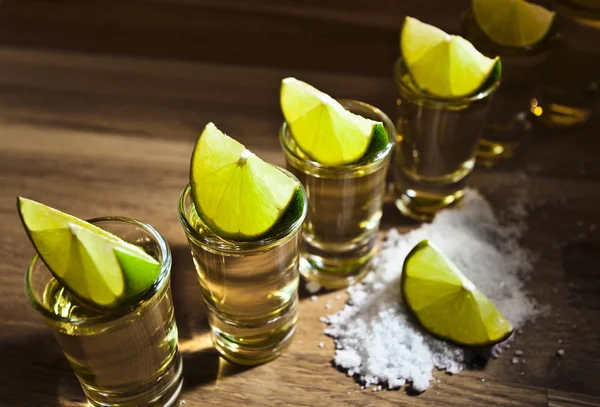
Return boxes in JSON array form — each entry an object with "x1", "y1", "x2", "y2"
[
  {"x1": 392, "y1": 58, "x2": 500, "y2": 221},
  {"x1": 462, "y1": 10, "x2": 558, "y2": 167},
  {"x1": 25, "y1": 217, "x2": 183, "y2": 407},
  {"x1": 178, "y1": 178, "x2": 307, "y2": 365},
  {"x1": 280, "y1": 99, "x2": 394, "y2": 290}
]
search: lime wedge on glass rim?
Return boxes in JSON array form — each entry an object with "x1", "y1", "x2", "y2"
[
  {"x1": 401, "y1": 240, "x2": 513, "y2": 347},
  {"x1": 17, "y1": 197, "x2": 161, "y2": 310},
  {"x1": 190, "y1": 122, "x2": 301, "y2": 241},
  {"x1": 280, "y1": 77, "x2": 389, "y2": 166},
  {"x1": 473, "y1": 0, "x2": 556, "y2": 48},
  {"x1": 401, "y1": 16, "x2": 500, "y2": 98}
]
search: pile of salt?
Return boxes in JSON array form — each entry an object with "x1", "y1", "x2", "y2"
[{"x1": 323, "y1": 190, "x2": 544, "y2": 392}]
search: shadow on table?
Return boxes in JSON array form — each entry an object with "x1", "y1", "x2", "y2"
[
  {"x1": 0, "y1": 331, "x2": 85, "y2": 406},
  {"x1": 170, "y1": 244, "x2": 210, "y2": 340},
  {"x1": 171, "y1": 244, "x2": 256, "y2": 391}
]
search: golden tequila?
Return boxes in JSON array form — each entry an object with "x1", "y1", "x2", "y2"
[
  {"x1": 280, "y1": 100, "x2": 394, "y2": 289},
  {"x1": 393, "y1": 59, "x2": 499, "y2": 221},
  {"x1": 179, "y1": 181, "x2": 306, "y2": 365},
  {"x1": 26, "y1": 218, "x2": 183, "y2": 407}
]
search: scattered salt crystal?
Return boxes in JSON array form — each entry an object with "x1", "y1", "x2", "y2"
[
  {"x1": 517, "y1": 329, "x2": 523, "y2": 335},
  {"x1": 512, "y1": 357, "x2": 520, "y2": 364},
  {"x1": 504, "y1": 344, "x2": 511, "y2": 350},
  {"x1": 347, "y1": 391, "x2": 351, "y2": 395},
  {"x1": 514, "y1": 350, "x2": 523, "y2": 356},
  {"x1": 306, "y1": 281, "x2": 321, "y2": 294},
  {"x1": 179, "y1": 401, "x2": 186, "y2": 405},
  {"x1": 336, "y1": 294, "x2": 342, "y2": 300},
  {"x1": 522, "y1": 358, "x2": 526, "y2": 364},
  {"x1": 323, "y1": 190, "x2": 542, "y2": 392},
  {"x1": 557, "y1": 349, "x2": 565, "y2": 357},
  {"x1": 558, "y1": 339, "x2": 562, "y2": 344},
  {"x1": 311, "y1": 295, "x2": 318, "y2": 302},
  {"x1": 325, "y1": 303, "x2": 332, "y2": 310},
  {"x1": 521, "y1": 372, "x2": 525, "y2": 376},
  {"x1": 318, "y1": 343, "x2": 325, "y2": 349},
  {"x1": 481, "y1": 378, "x2": 486, "y2": 382}
]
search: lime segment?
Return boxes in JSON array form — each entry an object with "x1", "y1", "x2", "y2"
[
  {"x1": 18, "y1": 197, "x2": 161, "y2": 309},
  {"x1": 401, "y1": 16, "x2": 500, "y2": 98},
  {"x1": 280, "y1": 77, "x2": 388, "y2": 166},
  {"x1": 473, "y1": 0, "x2": 555, "y2": 47},
  {"x1": 402, "y1": 240, "x2": 513, "y2": 347},
  {"x1": 190, "y1": 122, "x2": 300, "y2": 240}
]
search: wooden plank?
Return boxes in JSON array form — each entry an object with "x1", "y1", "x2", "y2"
[{"x1": 549, "y1": 389, "x2": 600, "y2": 407}]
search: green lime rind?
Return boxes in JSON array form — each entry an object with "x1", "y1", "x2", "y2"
[
  {"x1": 190, "y1": 123, "x2": 301, "y2": 242},
  {"x1": 261, "y1": 187, "x2": 305, "y2": 239},
  {"x1": 401, "y1": 240, "x2": 514, "y2": 348},
  {"x1": 17, "y1": 197, "x2": 161, "y2": 310},
  {"x1": 360, "y1": 122, "x2": 390, "y2": 163}
]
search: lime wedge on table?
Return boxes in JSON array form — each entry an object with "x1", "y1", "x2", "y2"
[
  {"x1": 190, "y1": 122, "x2": 300, "y2": 241},
  {"x1": 401, "y1": 240, "x2": 513, "y2": 347},
  {"x1": 473, "y1": 0, "x2": 555, "y2": 47},
  {"x1": 401, "y1": 16, "x2": 500, "y2": 98},
  {"x1": 280, "y1": 77, "x2": 389, "y2": 166},
  {"x1": 17, "y1": 197, "x2": 161, "y2": 310}
]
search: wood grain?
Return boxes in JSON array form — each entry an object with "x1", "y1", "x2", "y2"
[{"x1": 1, "y1": 1, "x2": 599, "y2": 406}]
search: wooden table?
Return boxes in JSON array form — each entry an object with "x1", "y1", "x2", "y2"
[{"x1": 1, "y1": 1, "x2": 599, "y2": 406}]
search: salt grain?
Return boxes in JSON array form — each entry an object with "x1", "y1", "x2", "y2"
[
  {"x1": 319, "y1": 342, "x2": 325, "y2": 349},
  {"x1": 514, "y1": 350, "x2": 523, "y2": 356},
  {"x1": 512, "y1": 357, "x2": 520, "y2": 364},
  {"x1": 323, "y1": 190, "x2": 542, "y2": 392},
  {"x1": 311, "y1": 295, "x2": 318, "y2": 302},
  {"x1": 306, "y1": 281, "x2": 321, "y2": 294},
  {"x1": 336, "y1": 294, "x2": 342, "y2": 300},
  {"x1": 557, "y1": 349, "x2": 565, "y2": 357},
  {"x1": 325, "y1": 303, "x2": 332, "y2": 310}
]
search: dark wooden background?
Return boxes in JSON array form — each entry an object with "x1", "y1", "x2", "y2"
[{"x1": 1, "y1": 0, "x2": 599, "y2": 406}]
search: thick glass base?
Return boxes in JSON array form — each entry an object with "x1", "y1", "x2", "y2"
[
  {"x1": 208, "y1": 299, "x2": 298, "y2": 366},
  {"x1": 476, "y1": 111, "x2": 532, "y2": 168},
  {"x1": 395, "y1": 188, "x2": 465, "y2": 222},
  {"x1": 84, "y1": 351, "x2": 184, "y2": 407},
  {"x1": 299, "y1": 231, "x2": 377, "y2": 290}
]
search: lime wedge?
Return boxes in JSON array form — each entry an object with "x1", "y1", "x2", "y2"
[
  {"x1": 401, "y1": 240, "x2": 513, "y2": 347},
  {"x1": 280, "y1": 77, "x2": 389, "y2": 166},
  {"x1": 473, "y1": 0, "x2": 555, "y2": 47},
  {"x1": 190, "y1": 122, "x2": 300, "y2": 241},
  {"x1": 401, "y1": 16, "x2": 500, "y2": 98},
  {"x1": 17, "y1": 197, "x2": 161, "y2": 310}
]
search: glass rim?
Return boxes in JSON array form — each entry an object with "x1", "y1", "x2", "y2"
[
  {"x1": 393, "y1": 57, "x2": 501, "y2": 105},
  {"x1": 178, "y1": 176, "x2": 307, "y2": 252},
  {"x1": 25, "y1": 216, "x2": 172, "y2": 326},
  {"x1": 279, "y1": 98, "x2": 394, "y2": 172}
]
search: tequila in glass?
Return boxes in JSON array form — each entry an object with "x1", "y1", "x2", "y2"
[
  {"x1": 393, "y1": 58, "x2": 500, "y2": 221},
  {"x1": 25, "y1": 217, "x2": 183, "y2": 407},
  {"x1": 178, "y1": 180, "x2": 307, "y2": 365},
  {"x1": 532, "y1": 3, "x2": 599, "y2": 128},
  {"x1": 462, "y1": 10, "x2": 558, "y2": 166},
  {"x1": 280, "y1": 100, "x2": 394, "y2": 289}
]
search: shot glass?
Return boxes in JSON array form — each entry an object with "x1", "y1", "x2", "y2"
[
  {"x1": 462, "y1": 10, "x2": 558, "y2": 166},
  {"x1": 178, "y1": 179, "x2": 307, "y2": 365},
  {"x1": 393, "y1": 58, "x2": 500, "y2": 221},
  {"x1": 25, "y1": 217, "x2": 183, "y2": 407},
  {"x1": 280, "y1": 100, "x2": 394, "y2": 290}
]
